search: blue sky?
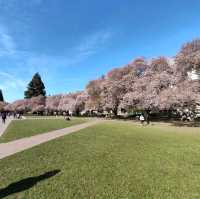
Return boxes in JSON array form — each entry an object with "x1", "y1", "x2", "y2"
[{"x1": 0, "y1": 0, "x2": 200, "y2": 102}]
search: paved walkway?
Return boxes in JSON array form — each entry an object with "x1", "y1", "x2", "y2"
[
  {"x1": 0, "y1": 120, "x2": 103, "y2": 160},
  {"x1": 0, "y1": 118, "x2": 13, "y2": 137}
]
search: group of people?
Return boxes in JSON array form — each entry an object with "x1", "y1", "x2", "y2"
[
  {"x1": 63, "y1": 112, "x2": 71, "y2": 121},
  {"x1": 1, "y1": 111, "x2": 22, "y2": 124},
  {"x1": 181, "y1": 112, "x2": 193, "y2": 122}
]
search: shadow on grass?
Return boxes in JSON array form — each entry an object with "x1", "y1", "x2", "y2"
[
  {"x1": 171, "y1": 121, "x2": 200, "y2": 127},
  {"x1": 0, "y1": 170, "x2": 60, "y2": 198}
]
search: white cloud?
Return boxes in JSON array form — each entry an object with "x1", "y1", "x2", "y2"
[
  {"x1": 23, "y1": 31, "x2": 113, "y2": 72},
  {"x1": 0, "y1": 71, "x2": 27, "y2": 102},
  {"x1": 0, "y1": 72, "x2": 26, "y2": 90},
  {"x1": 0, "y1": 26, "x2": 16, "y2": 56},
  {"x1": 76, "y1": 30, "x2": 112, "y2": 55}
]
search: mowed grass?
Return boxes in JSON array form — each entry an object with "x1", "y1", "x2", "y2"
[
  {"x1": 25, "y1": 116, "x2": 67, "y2": 119},
  {"x1": 1, "y1": 121, "x2": 200, "y2": 198},
  {"x1": 0, "y1": 118, "x2": 87, "y2": 143}
]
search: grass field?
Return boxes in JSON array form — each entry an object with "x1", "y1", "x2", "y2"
[
  {"x1": 25, "y1": 116, "x2": 68, "y2": 119},
  {"x1": 1, "y1": 121, "x2": 200, "y2": 198},
  {"x1": 0, "y1": 118, "x2": 87, "y2": 143}
]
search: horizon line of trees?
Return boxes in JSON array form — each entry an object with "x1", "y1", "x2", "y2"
[{"x1": 1, "y1": 38, "x2": 200, "y2": 119}]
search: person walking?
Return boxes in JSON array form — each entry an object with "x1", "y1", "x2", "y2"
[{"x1": 1, "y1": 112, "x2": 7, "y2": 124}]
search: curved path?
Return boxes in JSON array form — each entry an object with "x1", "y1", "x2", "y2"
[
  {"x1": 0, "y1": 118, "x2": 13, "y2": 137},
  {"x1": 0, "y1": 120, "x2": 103, "y2": 160}
]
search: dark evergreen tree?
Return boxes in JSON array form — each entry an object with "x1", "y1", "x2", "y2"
[
  {"x1": 24, "y1": 73, "x2": 46, "y2": 99},
  {"x1": 0, "y1": 89, "x2": 4, "y2": 102}
]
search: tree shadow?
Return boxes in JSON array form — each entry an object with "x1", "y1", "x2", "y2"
[{"x1": 0, "y1": 170, "x2": 61, "y2": 198}]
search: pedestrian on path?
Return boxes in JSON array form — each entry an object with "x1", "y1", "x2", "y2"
[{"x1": 1, "y1": 112, "x2": 7, "y2": 124}]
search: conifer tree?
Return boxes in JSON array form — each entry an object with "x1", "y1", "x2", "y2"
[
  {"x1": 24, "y1": 73, "x2": 46, "y2": 99},
  {"x1": 0, "y1": 89, "x2": 4, "y2": 102}
]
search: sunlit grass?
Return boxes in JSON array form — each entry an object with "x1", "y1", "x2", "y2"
[
  {"x1": 1, "y1": 121, "x2": 200, "y2": 198},
  {"x1": 0, "y1": 118, "x2": 87, "y2": 143}
]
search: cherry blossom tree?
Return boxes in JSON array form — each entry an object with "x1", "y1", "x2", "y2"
[
  {"x1": 86, "y1": 78, "x2": 104, "y2": 111},
  {"x1": 58, "y1": 93, "x2": 77, "y2": 113},
  {"x1": 175, "y1": 39, "x2": 200, "y2": 80},
  {"x1": 5, "y1": 99, "x2": 31, "y2": 112},
  {"x1": 30, "y1": 95, "x2": 46, "y2": 113},
  {"x1": 120, "y1": 57, "x2": 175, "y2": 112},
  {"x1": 74, "y1": 91, "x2": 88, "y2": 114},
  {"x1": 101, "y1": 66, "x2": 133, "y2": 116},
  {"x1": 46, "y1": 95, "x2": 62, "y2": 112},
  {"x1": 0, "y1": 102, "x2": 6, "y2": 111},
  {"x1": 157, "y1": 80, "x2": 200, "y2": 115}
]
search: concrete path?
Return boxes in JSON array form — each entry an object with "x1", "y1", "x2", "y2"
[
  {"x1": 0, "y1": 118, "x2": 13, "y2": 137},
  {"x1": 0, "y1": 120, "x2": 103, "y2": 160}
]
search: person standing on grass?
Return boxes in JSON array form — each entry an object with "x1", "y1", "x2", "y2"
[
  {"x1": 144, "y1": 111, "x2": 150, "y2": 125},
  {"x1": 139, "y1": 114, "x2": 145, "y2": 125},
  {"x1": 1, "y1": 111, "x2": 7, "y2": 124}
]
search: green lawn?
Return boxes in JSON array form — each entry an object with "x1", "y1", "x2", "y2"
[
  {"x1": 0, "y1": 118, "x2": 87, "y2": 143},
  {"x1": 1, "y1": 121, "x2": 200, "y2": 198},
  {"x1": 25, "y1": 116, "x2": 67, "y2": 119}
]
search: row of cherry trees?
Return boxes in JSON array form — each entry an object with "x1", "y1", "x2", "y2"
[
  {"x1": 85, "y1": 39, "x2": 200, "y2": 116},
  {"x1": 4, "y1": 92, "x2": 88, "y2": 115},
  {"x1": 3, "y1": 39, "x2": 200, "y2": 116}
]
